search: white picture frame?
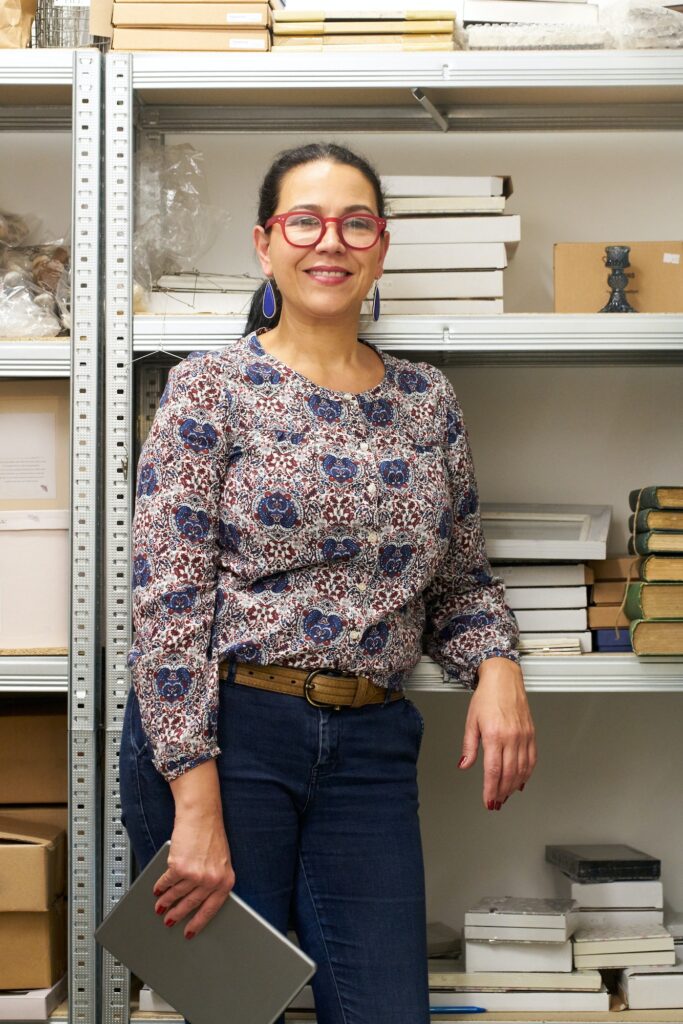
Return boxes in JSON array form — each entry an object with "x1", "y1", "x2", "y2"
[{"x1": 480, "y1": 503, "x2": 611, "y2": 561}]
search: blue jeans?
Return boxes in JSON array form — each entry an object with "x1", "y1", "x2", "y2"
[{"x1": 119, "y1": 661, "x2": 430, "y2": 1024}]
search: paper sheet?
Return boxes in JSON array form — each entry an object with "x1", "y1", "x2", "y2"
[{"x1": 0, "y1": 412, "x2": 56, "y2": 501}]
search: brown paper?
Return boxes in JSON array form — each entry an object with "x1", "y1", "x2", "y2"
[{"x1": 0, "y1": 0, "x2": 36, "y2": 47}]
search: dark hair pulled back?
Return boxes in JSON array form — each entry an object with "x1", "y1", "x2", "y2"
[{"x1": 244, "y1": 142, "x2": 387, "y2": 337}]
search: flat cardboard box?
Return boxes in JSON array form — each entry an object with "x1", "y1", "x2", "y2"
[
  {"x1": 112, "y1": 1, "x2": 271, "y2": 24},
  {"x1": 0, "y1": 972, "x2": 67, "y2": 1020},
  {"x1": 112, "y1": 25, "x2": 271, "y2": 46},
  {"x1": 0, "y1": 816, "x2": 66, "y2": 912},
  {"x1": 0, "y1": 509, "x2": 69, "y2": 651},
  {"x1": 0, "y1": 380, "x2": 69, "y2": 514},
  {"x1": 0, "y1": 698, "x2": 67, "y2": 804},
  {"x1": 554, "y1": 241, "x2": 683, "y2": 313},
  {"x1": 0, "y1": 898, "x2": 67, "y2": 990},
  {"x1": 0, "y1": 805, "x2": 68, "y2": 830}
]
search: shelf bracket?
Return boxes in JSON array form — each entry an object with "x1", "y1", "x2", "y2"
[{"x1": 411, "y1": 88, "x2": 449, "y2": 132}]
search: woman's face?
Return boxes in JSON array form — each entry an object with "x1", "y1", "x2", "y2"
[{"x1": 253, "y1": 159, "x2": 390, "y2": 324}]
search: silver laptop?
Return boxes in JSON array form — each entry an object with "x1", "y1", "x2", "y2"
[{"x1": 95, "y1": 841, "x2": 316, "y2": 1024}]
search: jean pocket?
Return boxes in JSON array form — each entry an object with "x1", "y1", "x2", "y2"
[
  {"x1": 404, "y1": 698, "x2": 425, "y2": 749},
  {"x1": 125, "y1": 686, "x2": 150, "y2": 758}
]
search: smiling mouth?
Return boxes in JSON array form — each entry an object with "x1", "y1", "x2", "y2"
[{"x1": 304, "y1": 269, "x2": 352, "y2": 279}]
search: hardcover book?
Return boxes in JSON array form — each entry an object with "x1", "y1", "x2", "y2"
[
  {"x1": 629, "y1": 486, "x2": 683, "y2": 512},
  {"x1": 546, "y1": 845, "x2": 661, "y2": 882}
]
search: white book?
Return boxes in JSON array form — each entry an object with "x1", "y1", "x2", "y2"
[
  {"x1": 387, "y1": 214, "x2": 521, "y2": 244},
  {"x1": 576, "y1": 950, "x2": 677, "y2": 969},
  {"x1": 375, "y1": 299, "x2": 504, "y2": 314},
  {"x1": 465, "y1": 897, "x2": 578, "y2": 933},
  {"x1": 514, "y1": 608, "x2": 588, "y2": 631},
  {"x1": 0, "y1": 975, "x2": 67, "y2": 1020},
  {"x1": 465, "y1": 938, "x2": 573, "y2": 973},
  {"x1": 381, "y1": 174, "x2": 510, "y2": 197},
  {"x1": 381, "y1": 270, "x2": 503, "y2": 298},
  {"x1": 466, "y1": 924, "x2": 573, "y2": 942},
  {"x1": 496, "y1": 563, "x2": 591, "y2": 587},
  {"x1": 573, "y1": 923, "x2": 674, "y2": 955},
  {"x1": 556, "y1": 877, "x2": 664, "y2": 910},
  {"x1": 576, "y1": 909, "x2": 665, "y2": 929},
  {"x1": 618, "y1": 953, "x2": 683, "y2": 1010},
  {"x1": 282, "y1": 0, "x2": 462, "y2": 8},
  {"x1": 506, "y1": 585, "x2": 588, "y2": 610},
  {"x1": 388, "y1": 196, "x2": 506, "y2": 214},
  {"x1": 463, "y1": 0, "x2": 599, "y2": 21},
  {"x1": 518, "y1": 633, "x2": 590, "y2": 655},
  {"x1": 428, "y1": 987, "x2": 610, "y2": 1011},
  {"x1": 383, "y1": 241, "x2": 508, "y2": 270},
  {"x1": 427, "y1": 957, "x2": 603, "y2": 990}
]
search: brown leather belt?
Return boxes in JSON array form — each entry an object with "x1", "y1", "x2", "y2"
[{"x1": 219, "y1": 661, "x2": 404, "y2": 710}]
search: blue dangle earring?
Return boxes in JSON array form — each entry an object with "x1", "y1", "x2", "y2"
[
  {"x1": 262, "y1": 278, "x2": 277, "y2": 320},
  {"x1": 372, "y1": 280, "x2": 381, "y2": 322}
]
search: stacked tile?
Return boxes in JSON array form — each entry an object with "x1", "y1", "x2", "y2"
[
  {"x1": 272, "y1": 0, "x2": 457, "y2": 50},
  {"x1": 374, "y1": 174, "x2": 519, "y2": 315},
  {"x1": 586, "y1": 555, "x2": 633, "y2": 652},
  {"x1": 111, "y1": 0, "x2": 273, "y2": 51},
  {"x1": 625, "y1": 485, "x2": 683, "y2": 657}
]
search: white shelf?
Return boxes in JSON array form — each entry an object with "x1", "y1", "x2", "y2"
[
  {"x1": 406, "y1": 654, "x2": 683, "y2": 694},
  {"x1": 133, "y1": 313, "x2": 683, "y2": 365},
  {"x1": 0, "y1": 339, "x2": 72, "y2": 377},
  {"x1": 0, "y1": 49, "x2": 75, "y2": 117},
  {"x1": 128, "y1": 50, "x2": 683, "y2": 131},
  {"x1": 0, "y1": 655, "x2": 68, "y2": 693}
]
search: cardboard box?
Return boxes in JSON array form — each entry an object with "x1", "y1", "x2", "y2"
[
  {"x1": 0, "y1": 380, "x2": 69, "y2": 514},
  {"x1": 0, "y1": 973, "x2": 67, "y2": 1020},
  {"x1": 0, "y1": 699, "x2": 67, "y2": 804},
  {"x1": 0, "y1": 805, "x2": 68, "y2": 830},
  {"x1": 554, "y1": 242, "x2": 683, "y2": 313},
  {"x1": 0, "y1": 816, "x2": 66, "y2": 912},
  {"x1": 0, "y1": 898, "x2": 67, "y2": 990},
  {"x1": 112, "y1": 1, "x2": 270, "y2": 24},
  {"x1": 112, "y1": 25, "x2": 270, "y2": 46}
]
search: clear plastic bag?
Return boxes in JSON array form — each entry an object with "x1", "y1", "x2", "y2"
[
  {"x1": 133, "y1": 140, "x2": 230, "y2": 296},
  {"x1": 0, "y1": 271, "x2": 62, "y2": 338},
  {"x1": 599, "y1": 0, "x2": 683, "y2": 47},
  {"x1": 0, "y1": 228, "x2": 70, "y2": 337}
]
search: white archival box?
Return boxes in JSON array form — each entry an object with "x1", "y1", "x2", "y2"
[
  {"x1": 0, "y1": 509, "x2": 69, "y2": 649},
  {"x1": 481, "y1": 503, "x2": 611, "y2": 561}
]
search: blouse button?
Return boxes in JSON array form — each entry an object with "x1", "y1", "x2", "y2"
[
  {"x1": 367, "y1": 482, "x2": 377, "y2": 496},
  {"x1": 357, "y1": 582, "x2": 367, "y2": 592},
  {"x1": 359, "y1": 441, "x2": 369, "y2": 451},
  {"x1": 367, "y1": 531, "x2": 379, "y2": 543},
  {"x1": 350, "y1": 629, "x2": 361, "y2": 640}
]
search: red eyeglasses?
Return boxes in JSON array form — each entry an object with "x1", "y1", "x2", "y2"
[{"x1": 264, "y1": 211, "x2": 387, "y2": 251}]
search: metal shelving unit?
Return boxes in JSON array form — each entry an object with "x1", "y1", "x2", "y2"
[
  {"x1": 0, "y1": 48, "x2": 102, "y2": 1024},
  {"x1": 104, "y1": 49, "x2": 683, "y2": 1024}
]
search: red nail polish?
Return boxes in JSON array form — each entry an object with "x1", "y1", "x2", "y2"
[
  {"x1": 458, "y1": 756, "x2": 467, "y2": 767},
  {"x1": 487, "y1": 800, "x2": 495, "y2": 810},
  {"x1": 494, "y1": 801, "x2": 502, "y2": 810},
  {"x1": 156, "y1": 906, "x2": 167, "y2": 916},
  {"x1": 186, "y1": 931, "x2": 196, "y2": 941},
  {"x1": 165, "y1": 919, "x2": 175, "y2": 928},
  {"x1": 520, "y1": 783, "x2": 526, "y2": 792}
]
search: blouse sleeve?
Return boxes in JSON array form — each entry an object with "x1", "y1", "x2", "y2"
[
  {"x1": 126, "y1": 351, "x2": 231, "y2": 782},
  {"x1": 422, "y1": 372, "x2": 521, "y2": 689}
]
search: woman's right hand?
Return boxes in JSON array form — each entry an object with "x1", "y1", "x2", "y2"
[{"x1": 153, "y1": 759, "x2": 236, "y2": 940}]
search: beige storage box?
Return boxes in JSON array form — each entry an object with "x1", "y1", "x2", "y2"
[
  {"x1": 0, "y1": 698, "x2": 68, "y2": 804},
  {"x1": 554, "y1": 241, "x2": 683, "y2": 313},
  {"x1": 0, "y1": 816, "x2": 67, "y2": 912},
  {"x1": 0, "y1": 897, "x2": 67, "y2": 990}
]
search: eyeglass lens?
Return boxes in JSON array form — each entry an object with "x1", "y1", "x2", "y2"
[{"x1": 284, "y1": 213, "x2": 380, "y2": 248}]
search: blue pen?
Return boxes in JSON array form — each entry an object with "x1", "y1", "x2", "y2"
[{"x1": 429, "y1": 1008, "x2": 486, "y2": 1015}]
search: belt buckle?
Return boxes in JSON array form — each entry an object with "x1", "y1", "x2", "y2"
[{"x1": 304, "y1": 668, "x2": 357, "y2": 711}]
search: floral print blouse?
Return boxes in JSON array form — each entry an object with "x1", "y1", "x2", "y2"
[{"x1": 127, "y1": 329, "x2": 521, "y2": 782}]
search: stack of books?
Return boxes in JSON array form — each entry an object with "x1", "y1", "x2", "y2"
[
  {"x1": 379, "y1": 174, "x2": 519, "y2": 315},
  {"x1": 586, "y1": 556, "x2": 633, "y2": 652},
  {"x1": 463, "y1": 0, "x2": 607, "y2": 51},
  {"x1": 626, "y1": 485, "x2": 683, "y2": 657},
  {"x1": 111, "y1": 0, "x2": 273, "y2": 50},
  {"x1": 547, "y1": 845, "x2": 676, "y2": 973},
  {"x1": 495, "y1": 562, "x2": 592, "y2": 656},
  {"x1": 272, "y1": 0, "x2": 458, "y2": 50}
]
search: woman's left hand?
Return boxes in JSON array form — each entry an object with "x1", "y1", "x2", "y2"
[{"x1": 458, "y1": 657, "x2": 537, "y2": 811}]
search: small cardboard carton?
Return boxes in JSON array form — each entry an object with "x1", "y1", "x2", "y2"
[
  {"x1": 0, "y1": 897, "x2": 67, "y2": 990},
  {"x1": 0, "y1": 816, "x2": 67, "y2": 912},
  {"x1": 554, "y1": 241, "x2": 683, "y2": 313},
  {"x1": 0, "y1": 698, "x2": 67, "y2": 804}
]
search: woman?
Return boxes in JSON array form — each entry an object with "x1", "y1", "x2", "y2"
[{"x1": 120, "y1": 142, "x2": 537, "y2": 1024}]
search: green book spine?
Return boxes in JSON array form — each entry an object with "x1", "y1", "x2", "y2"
[
  {"x1": 629, "y1": 511, "x2": 683, "y2": 533},
  {"x1": 640, "y1": 555, "x2": 683, "y2": 582},
  {"x1": 628, "y1": 532, "x2": 683, "y2": 556},
  {"x1": 624, "y1": 582, "x2": 644, "y2": 621},
  {"x1": 629, "y1": 486, "x2": 683, "y2": 512},
  {"x1": 630, "y1": 618, "x2": 683, "y2": 655}
]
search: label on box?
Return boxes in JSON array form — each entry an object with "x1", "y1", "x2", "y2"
[
  {"x1": 229, "y1": 37, "x2": 265, "y2": 47},
  {"x1": 663, "y1": 252, "x2": 681, "y2": 265},
  {"x1": 53, "y1": 0, "x2": 90, "y2": 7},
  {"x1": 226, "y1": 12, "x2": 260, "y2": 22}
]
